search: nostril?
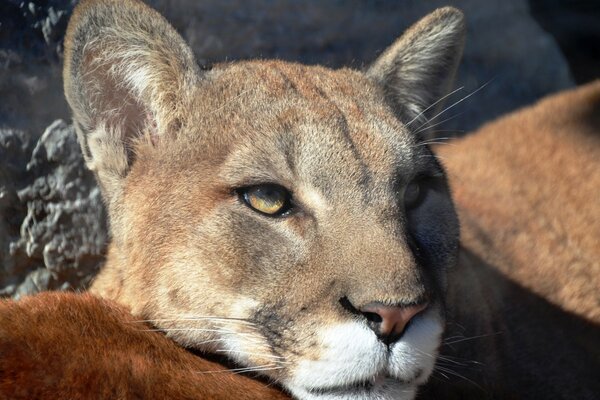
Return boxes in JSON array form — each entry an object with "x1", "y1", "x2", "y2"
[
  {"x1": 362, "y1": 311, "x2": 382, "y2": 323},
  {"x1": 340, "y1": 297, "x2": 429, "y2": 344},
  {"x1": 359, "y1": 301, "x2": 429, "y2": 345},
  {"x1": 339, "y1": 296, "x2": 361, "y2": 316}
]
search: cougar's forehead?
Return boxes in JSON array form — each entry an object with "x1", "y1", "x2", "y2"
[{"x1": 193, "y1": 60, "x2": 421, "y2": 198}]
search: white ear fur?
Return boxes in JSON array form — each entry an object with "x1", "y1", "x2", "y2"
[
  {"x1": 366, "y1": 7, "x2": 465, "y2": 129},
  {"x1": 63, "y1": 0, "x2": 200, "y2": 200}
]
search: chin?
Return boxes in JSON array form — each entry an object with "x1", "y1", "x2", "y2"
[{"x1": 284, "y1": 309, "x2": 443, "y2": 400}]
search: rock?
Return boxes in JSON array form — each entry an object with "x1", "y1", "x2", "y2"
[{"x1": 0, "y1": 121, "x2": 107, "y2": 298}]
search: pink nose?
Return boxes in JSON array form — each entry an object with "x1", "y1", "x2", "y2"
[{"x1": 360, "y1": 302, "x2": 429, "y2": 344}]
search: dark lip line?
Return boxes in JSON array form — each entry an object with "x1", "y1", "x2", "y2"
[
  {"x1": 305, "y1": 375, "x2": 412, "y2": 395},
  {"x1": 306, "y1": 380, "x2": 376, "y2": 395}
]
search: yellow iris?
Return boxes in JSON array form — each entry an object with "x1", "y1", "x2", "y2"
[{"x1": 244, "y1": 185, "x2": 287, "y2": 215}]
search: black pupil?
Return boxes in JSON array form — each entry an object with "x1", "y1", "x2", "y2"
[{"x1": 261, "y1": 187, "x2": 280, "y2": 198}]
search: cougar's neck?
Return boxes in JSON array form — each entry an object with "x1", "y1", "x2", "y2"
[{"x1": 89, "y1": 244, "x2": 141, "y2": 314}]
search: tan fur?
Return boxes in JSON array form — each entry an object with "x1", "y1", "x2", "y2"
[
  {"x1": 3, "y1": 85, "x2": 598, "y2": 399},
  {"x1": 61, "y1": 1, "x2": 464, "y2": 398},
  {"x1": 2, "y1": 0, "x2": 586, "y2": 398},
  {"x1": 446, "y1": 81, "x2": 600, "y2": 323},
  {"x1": 0, "y1": 292, "x2": 289, "y2": 399}
]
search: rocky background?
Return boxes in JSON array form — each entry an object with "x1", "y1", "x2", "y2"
[{"x1": 1, "y1": 0, "x2": 598, "y2": 297}]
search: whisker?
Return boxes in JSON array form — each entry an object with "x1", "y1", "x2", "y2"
[
  {"x1": 414, "y1": 141, "x2": 458, "y2": 148},
  {"x1": 446, "y1": 321, "x2": 468, "y2": 332},
  {"x1": 421, "y1": 136, "x2": 454, "y2": 143},
  {"x1": 406, "y1": 86, "x2": 465, "y2": 127},
  {"x1": 133, "y1": 316, "x2": 257, "y2": 326},
  {"x1": 432, "y1": 370, "x2": 451, "y2": 380},
  {"x1": 191, "y1": 338, "x2": 228, "y2": 346},
  {"x1": 440, "y1": 355, "x2": 484, "y2": 366},
  {"x1": 216, "y1": 349, "x2": 289, "y2": 361},
  {"x1": 139, "y1": 328, "x2": 251, "y2": 335},
  {"x1": 436, "y1": 357, "x2": 472, "y2": 368},
  {"x1": 414, "y1": 112, "x2": 465, "y2": 134},
  {"x1": 414, "y1": 347, "x2": 483, "y2": 369},
  {"x1": 416, "y1": 78, "x2": 495, "y2": 131},
  {"x1": 196, "y1": 365, "x2": 284, "y2": 375},
  {"x1": 229, "y1": 366, "x2": 285, "y2": 375},
  {"x1": 442, "y1": 335, "x2": 467, "y2": 342},
  {"x1": 435, "y1": 365, "x2": 484, "y2": 391},
  {"x1": 443, "y1": 331, "x2": 503, "y2": 345}
]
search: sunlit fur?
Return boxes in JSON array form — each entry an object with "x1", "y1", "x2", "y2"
[{"x1": 63, "y1": 1, "x2": 465, "y2": 398}]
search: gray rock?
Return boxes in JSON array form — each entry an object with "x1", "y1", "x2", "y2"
[{"x1": 0, "y1": 120, "x2": 107, "y2": 298}]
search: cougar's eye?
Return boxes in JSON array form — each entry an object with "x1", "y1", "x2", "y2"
[
  {"x1": 240, "y1": 184, "x2": 292, "y2": 216},
  {"x1": 404, "y1": 179, "x2": 426, "y2": 209}
]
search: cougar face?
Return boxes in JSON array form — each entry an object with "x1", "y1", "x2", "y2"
[{"x1": 64, "y1": 1, "x2": 464, "y2": 398}]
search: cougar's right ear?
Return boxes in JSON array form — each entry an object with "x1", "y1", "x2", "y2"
[{"x1": 63, "y1": 0, "x2": 201, "y2": 202}]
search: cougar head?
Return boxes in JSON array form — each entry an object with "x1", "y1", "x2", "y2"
[{"x1": 64, "y1": 1, "x2": 463, "y2": 398}]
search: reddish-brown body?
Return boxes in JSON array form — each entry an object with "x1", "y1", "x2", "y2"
[{"x1": 0, "y1": 292, "x2": 289, "y2": 399}]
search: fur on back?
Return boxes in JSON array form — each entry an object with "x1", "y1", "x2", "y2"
[
  {"x1": 444, "y1": 81, "x2": 600, "y2": 322},
  {"x1": 0, "y1": 292, "x2": 289, "y2": 399}
]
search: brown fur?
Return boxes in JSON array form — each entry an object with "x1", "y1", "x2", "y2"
[
  {"x1": 420, "y1": 81, "x2": 600, "y2": 399},
  {"x1": 0, "y1": 291, "x2": 289, "y2": 399}
]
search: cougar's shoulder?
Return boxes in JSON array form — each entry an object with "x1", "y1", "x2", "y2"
[{"x1": 424, "y1": 81, "x2": 600, "y2": 400}]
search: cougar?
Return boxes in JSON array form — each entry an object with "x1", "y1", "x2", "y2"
[{"x1": 1, "y1": 0, "x2": 598, "y2": 398}]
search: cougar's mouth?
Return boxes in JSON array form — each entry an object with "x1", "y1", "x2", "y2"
[
  {"x1": 306, "y1": 373, "x2": 385, "y2": 395},
  {"x1": 290, "y1": 375, "x2": 420, "y2": 400},
  {"x1": 306, "y1": 367, "x2": 424, "y2": 395}
]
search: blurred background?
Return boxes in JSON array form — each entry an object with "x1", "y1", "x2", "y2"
[{"x1": 1, "y1": 0, "x2": 599, "y2": 297}]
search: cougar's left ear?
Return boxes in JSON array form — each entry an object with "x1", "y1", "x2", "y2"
[{"x1": 366, "y1": 7, "x2": 465, "y2": 127}]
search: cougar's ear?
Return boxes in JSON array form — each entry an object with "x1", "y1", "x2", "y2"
[
  {"x1": 366, "y1": 7, "x2": 465, "y2": 128},
  {"x1": 63, "y1": 0, "x2": 201, "y2": 201}
]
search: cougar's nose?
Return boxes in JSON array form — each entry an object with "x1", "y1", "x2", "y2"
[{"x1": 359, "y1": 301, "x2": 429, "y2": 345}]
